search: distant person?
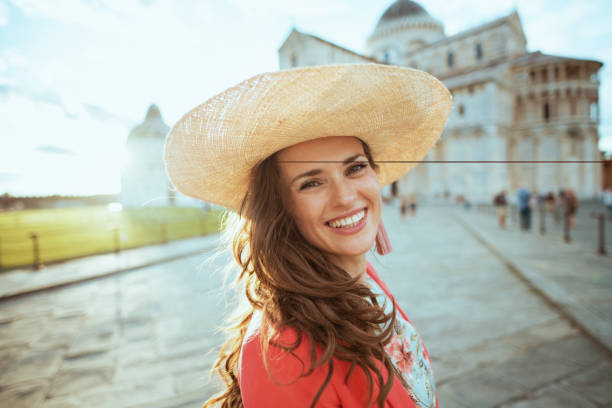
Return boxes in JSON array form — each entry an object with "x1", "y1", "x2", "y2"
[
  {"x1": 564, "y1": 189, "x2": 579, "y2": 228},
  {"x1": 409, "y1": 193, "x2": 418, "y2": 216},
  {"x1": 517, "y1": 188, "x2": 531, "y2": 230},
  {"x1": 544, "y1": 192, "x2": 556, "y2": 215},
  {"x1": 400, "y1": 196, "x2": 408, "y2": 221},
  {"x1": 556, "y1": 189, "x2": 566, "y2": 224},
  {"x1": 603, "y1": 187, "x2": 612, "y2": 216},
  {"x1": 493, "y1": 190, "x2": 508, "y2": 229}
]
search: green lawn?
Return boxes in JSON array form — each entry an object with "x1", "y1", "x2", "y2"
[{"x1": 0, "y1": 206, "x2": 223, "y2": 269}]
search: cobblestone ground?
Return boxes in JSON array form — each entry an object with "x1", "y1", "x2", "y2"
[{"x1": 1, "y1": 205, "x2": 611, "y2": 407}]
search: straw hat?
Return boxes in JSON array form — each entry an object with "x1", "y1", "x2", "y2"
[{"x1": 164, "y1": 63, "x2": 452, "y2": 210}]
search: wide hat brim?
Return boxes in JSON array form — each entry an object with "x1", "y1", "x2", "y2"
[{"x1": 164, "y1": 63, "x2": 452, "y2": 211}]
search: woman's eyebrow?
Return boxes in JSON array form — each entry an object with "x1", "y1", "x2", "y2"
[
  {"x1": 290, "y1": 154, "x2": 367, "y2": 184},
  {"x1": 343, "y1": 154, "x2": 366, "y2": 165},
  {"x1": 291, "y1": 169, "x2": 323, "y2": 184}
]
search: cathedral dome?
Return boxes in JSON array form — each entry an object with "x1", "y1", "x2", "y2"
[
  {"x1": 378, "y1": 0, "x2": 428, "y2": 23},
  {"x1": 367, "y1": 0, "x2": 445, "y2": 61}
]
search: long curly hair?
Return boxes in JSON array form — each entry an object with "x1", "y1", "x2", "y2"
[{"x1": 203, "y1": 140, "x2": 401, "y2": 408}]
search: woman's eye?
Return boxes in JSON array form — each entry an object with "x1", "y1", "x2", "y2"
[
  {"x1": 299, "y1": 180, "x2": 321, "y2": 190},
  {"x1": 347, "y1": 163, "x2": 368, "y2": 175}
]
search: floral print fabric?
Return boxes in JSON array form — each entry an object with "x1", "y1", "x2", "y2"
[{"x1": 366, "y1": 275, "x2": 436, "y2": 408}]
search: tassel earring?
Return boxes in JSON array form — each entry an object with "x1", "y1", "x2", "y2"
[{"x1": 375, "y1": 221, "x2": 392, "y2": 255}]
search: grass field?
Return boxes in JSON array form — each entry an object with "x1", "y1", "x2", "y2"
[{"x1": 0, "y1": 205, "x2": 223, "y2": 269}]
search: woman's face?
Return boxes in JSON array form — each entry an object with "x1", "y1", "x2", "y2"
[{"x1": 277, "y1": 136, "x2": 382, "y2": 259}]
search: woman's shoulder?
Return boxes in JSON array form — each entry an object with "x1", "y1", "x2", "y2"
[{"x1": 239, "y1": 312, "x2": 341, "y2": 407}]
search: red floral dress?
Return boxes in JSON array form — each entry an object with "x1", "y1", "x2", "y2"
[{"x1": 366, "y1": 265, "x2": 437, "y2": 408}]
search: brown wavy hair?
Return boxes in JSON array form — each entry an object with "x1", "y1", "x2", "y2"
[{"x1": 203, "y1": 140, "x2": 402, "y2": 408}]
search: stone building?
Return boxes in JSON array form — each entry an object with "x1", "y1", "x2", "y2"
[
  {"x1": 120, "y1": 105, "x2": 200, "y2": 207},
  {"x1": 279, "y1": 0, "x2": 603, "y2": 201}
]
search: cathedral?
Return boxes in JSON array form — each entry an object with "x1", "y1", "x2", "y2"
[{"x1": 279, "y1": 0, "x2": 603, "y2": 202}]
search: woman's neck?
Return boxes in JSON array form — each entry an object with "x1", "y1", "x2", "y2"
[{"x1": 328, "y1": 253, "x2": 368, "y2": 283}]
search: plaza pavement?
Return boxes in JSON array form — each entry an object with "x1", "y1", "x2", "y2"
[{"x1": 0, "y1": 204, "x2": 611, "y2": 407}]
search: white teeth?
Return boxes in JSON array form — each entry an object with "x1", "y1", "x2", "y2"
[{"x1": 328, "y1": 210, "x2": 365, "y2": 228}]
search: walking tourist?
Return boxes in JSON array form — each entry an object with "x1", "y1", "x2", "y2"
[
  {"x1": 517, "y1": 187, "x2": 531, "y2": 231},
  {"x1": 603, "y1": 186, "x2": 612, "y2": 216},
  {"x1": 493, "y1": 190, "x2": 508, "y2": 229},
  {"x1": 400, "y1": 196, "x2": 409, "y2": 221},
  {"x1": 565, "y1": 189, "x2": 579, "y2": 228},
  {"x1": 544, "y1": 191, "x2": 555, "y2": 215},
  {"x1": 409, "y1": 193, "x2": 418, "y2": 216},
  {"x1": 164, "y1": 64, "x2": 452, "y2": 408}
]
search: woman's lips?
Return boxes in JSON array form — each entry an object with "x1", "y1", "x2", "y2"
[{"x1": 325, "y1": 208, "x2": 368, "y2": 235}]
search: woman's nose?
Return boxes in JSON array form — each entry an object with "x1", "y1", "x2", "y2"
[{"x1": 329, "y1": 179, "x2": 357, "y2": 207}]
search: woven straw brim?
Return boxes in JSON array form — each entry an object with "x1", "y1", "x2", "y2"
[{"x1": 164, "y1": 64, "x2": 452, "y2": 211}]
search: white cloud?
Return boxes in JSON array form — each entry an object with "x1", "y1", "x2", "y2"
[
  {"x1": 228, "y1": 0, "x2": 351, "y2": 20},
  {"x1": 0, "y1": 1, "x2": 8, "y2": 26},
  {"x1": 0, "y1": 87, "x2": 129, "y2": 195}
]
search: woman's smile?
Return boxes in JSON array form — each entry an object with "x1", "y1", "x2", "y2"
[{"x1": 325, "y1": 207, "x2": 368, "y2": 234}]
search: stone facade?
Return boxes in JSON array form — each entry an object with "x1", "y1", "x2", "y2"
[{"x1": 278, "y1": 0, "x2": 603, "y2": 201}]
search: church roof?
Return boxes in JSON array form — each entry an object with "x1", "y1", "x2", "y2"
[
  {"x1": 512, "y1": 51, "x2": 603, "y2": 68},
  {"x1": 379, "y1": 0, "x2": 428, "y2": 22},
  {"x1": 279, "y1": 28, "x2": 380, "y2": 63},
  {"x1": 404, "y1": 11, "x2": 524, "y2": 57}
]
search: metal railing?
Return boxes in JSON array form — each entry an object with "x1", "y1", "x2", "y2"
[{"x1": 0, "y1": 213, "x2": 218, "y2": 271}]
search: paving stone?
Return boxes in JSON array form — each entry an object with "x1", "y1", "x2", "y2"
[
  {"x1": 120, "y1": 317, "x2": 156, "y2": 342},
  {"x1": 48, "y1": 366, "x2": 115, "y2": 397},
  {"x1": 39, "y1": 395, "x2": 83, "y2": 408},
  {"x1": 501, "y1": 383, "x2": 599, "y2": 408},
  {"x1": 436, "y1": 367, "x2": 528, "y2": 407},
  {"x1": 129, "y1": 388, "x2": 211, "y2": 408},
  {"x1": 67, "y1": 326, "x2": 118, "y2": 356},
  {"x1": 115, "y1": 352, "x2": 210, "y2": 383},
  {"x1": 0, "y1": 378, "x2": 50, "y2": 408},
  {"x1": 0, "y1": 344, "x2": 27, "y2": 377},
  {"x1": 117, "y1": 339, "x2": 157, "y2": 366},
  {"x1": 172, "y1": 368, "x2": 212, "y2": 395},
  {"x1": 32, "y1": 314, "x2": 85, "y2": 350},
  {"x1": 80, "y1": 375, "x2": 175, "y2": 407},
  {"x1": 0, "y1": 347, "x2": 64, "y2": 386},
  {"x1": 61, "y1": 349, "x2": 116, "y2": 370},
  {"x1": 0, "y1": 317, "x2": 49, "y2": 348},
  {"x1": 156, "y1": 336, "x2": 218, "y2": 362},
  {"x1": 475, "y1": 335, "x2": 599, "y2": 392},
  {"x1": 562, "y1": 360, "x2": 612, "y2": 405}
]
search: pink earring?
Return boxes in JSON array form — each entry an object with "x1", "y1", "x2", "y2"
[{"x1": 375, "y1": 221, "x2": 392, "y2": 255}]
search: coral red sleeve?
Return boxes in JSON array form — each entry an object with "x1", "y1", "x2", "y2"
[{"x1": 239, "y1": 330, "x2": 341, "y2": 407}]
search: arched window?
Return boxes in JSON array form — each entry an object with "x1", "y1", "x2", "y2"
[
  {"x1": 475, "y1": 42, "x2": 483, "y2": 61},
  {"x1": 447, "y1": 51, "x2": 454, "y2": 68},
  {"x1": 590, "y1": 102, "x2": 599, "y2": 121},
  {"x1": 383, "y1": 50, "x2": 390, "y2": 63},
  {"x1": 543, "y1": 103, "x2": 550, "y2": 122}
]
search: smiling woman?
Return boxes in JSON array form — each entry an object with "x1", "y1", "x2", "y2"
[{"x1": 164, "y1": 63, "x2": 452, "y2": 408}]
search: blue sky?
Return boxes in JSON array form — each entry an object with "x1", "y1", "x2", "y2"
[{"x1": 1, "y1": 0, "x2": 611, "y2": 196}]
